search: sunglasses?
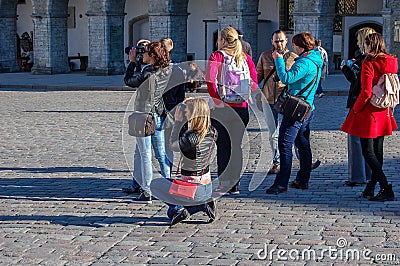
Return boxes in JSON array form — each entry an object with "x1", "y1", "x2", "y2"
[{"x1": 274, "y1": 40, "x2": 286, "y2": 43}]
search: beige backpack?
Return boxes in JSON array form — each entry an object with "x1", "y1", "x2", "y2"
[{"x1": 370, "y1": 73, "x2": 400, "y2": 109}]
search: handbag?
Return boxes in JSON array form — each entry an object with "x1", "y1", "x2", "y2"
[
  {"x1": 169, "y1": 179, "x2": 199, "y2": 200},
  {"x1": 128, "y1": 111, "x2": 156, "y2": 137},
  {"x1": 168, "y1": 129, "x2": 216, "y2": 199},
  {"x1": 274, "y1": 69, "x2": 318, "y2": 122}
]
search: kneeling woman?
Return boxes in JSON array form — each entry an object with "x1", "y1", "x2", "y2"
[{"x1": 151, "y1": 97, "x2": 218, "y2": 225}]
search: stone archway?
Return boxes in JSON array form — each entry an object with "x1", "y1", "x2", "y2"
[
  {"x1": 0, "y1": 0, "x2": 19, "y2": 72},
  {"x1": 128, "y1": 14, "x2": 149, "y2": 46}
]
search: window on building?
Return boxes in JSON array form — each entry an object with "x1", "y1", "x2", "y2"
[
  {"x1": 334, "y1": 0, "x2": 357, "y2": 32},
  {"x1": 395, "y1": 21, "x2": 400, "y2": 42},
  {"x1": 280, "y1": 0, "x2": 294, "y2": 32}
]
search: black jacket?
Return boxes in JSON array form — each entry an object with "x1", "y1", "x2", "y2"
[
  {"x1": 163, "y1": 64, "x2": 186, "y2": 112},
  {"x1": 170, "y1": 122, "x2": 217, "y2": 176},
  {"x1": 341, "y1": 54, "x2": 366, "y2": 109}
]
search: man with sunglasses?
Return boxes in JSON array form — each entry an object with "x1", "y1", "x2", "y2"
[
  {"x1": 256, "y1": 30, "x2": 321, "y2": 176},
  {"x1": 256, "y1": 30, "x2": 297, "y2": 175}
]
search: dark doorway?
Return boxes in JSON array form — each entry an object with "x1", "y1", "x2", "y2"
[
  {"x1": 213, "y1": 30, "x2": 218, "y2": 52},
  {"x1": 348, "y1": 23, "x2": 382, "y2": 58}
]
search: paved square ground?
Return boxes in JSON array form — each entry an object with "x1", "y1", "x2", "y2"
[{"x1": 0, "y1": 90, "x2": 399, "y2": 265}]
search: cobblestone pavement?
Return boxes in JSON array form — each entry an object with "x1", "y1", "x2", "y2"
[{"x1": 0, "y1": 90, "x2": 399, "y2": 265}]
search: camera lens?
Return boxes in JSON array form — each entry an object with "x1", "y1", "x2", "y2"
[
  {"x1": 135, "y1": 46, "x2": 146, "y2": 54},
  {"x1": 124, "y1": 46, "x2": 134, "y2": 55}
]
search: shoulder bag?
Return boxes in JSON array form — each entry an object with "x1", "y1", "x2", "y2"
[
  {"x1": 274, "y1": 69, "x2": 318, "y2": 122},
  {"x1": 128, "y1": 72, "x2": 162, "y2": 137},
  {"x1": 128, "y1": 111, "x2": 156, "y2": 137}
]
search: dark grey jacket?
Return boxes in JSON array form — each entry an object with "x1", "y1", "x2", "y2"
[{"x1": 124, "y1": 62, "x2": 171, "y2": 115}]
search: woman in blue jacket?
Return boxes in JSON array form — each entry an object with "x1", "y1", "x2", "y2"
[{"x1": 266, "y1": 32, "x2": 323, "y2": 194}]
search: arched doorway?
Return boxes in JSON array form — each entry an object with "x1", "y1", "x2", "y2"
[
  {"x1": 128, "y1": 15, "x2": 149, "y2": 46},
  {"x1": 348, "y1": 22, "x2": 382, "y2": 58}
]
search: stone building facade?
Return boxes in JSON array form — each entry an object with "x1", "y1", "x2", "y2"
[{"x1": 0, "y1": 0, "x2": 399, "y2": 75}]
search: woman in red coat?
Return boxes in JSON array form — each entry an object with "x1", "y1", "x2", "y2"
[{"x1": 341, "y1": 33, "x2": 398, "y2": 201}]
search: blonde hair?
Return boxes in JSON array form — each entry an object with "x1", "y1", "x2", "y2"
[
  {"x1": 220, "y1": 26, "x2": 245, "y2": 66},
  {"x1": 185, "y1": 98, "x2": 211, "y2": 143},
  {"x1": 356, "y1": 27, "x2": 376, "y2": 53},
  {"x1": 160, "y1": 37, "x2": 174, "y2": 54}
]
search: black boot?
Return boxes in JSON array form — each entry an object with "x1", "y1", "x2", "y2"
[
  {"x1": 361, "y1": 182, "x2": 375, "y2": 199},
  {"x1": 369, "y1": 184, "x2": 395, "y2": 202}
]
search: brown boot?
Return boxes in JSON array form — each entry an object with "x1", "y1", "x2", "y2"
[
  {"x1": 311, "y1": 160, "x2": 321, "y2": 170},
  {"x1": 267, "y1": 165, "x2": 280, "y2": 175}
]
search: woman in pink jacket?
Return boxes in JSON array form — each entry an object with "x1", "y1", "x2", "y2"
[
  {"x1": 206, "y1": 26, "x2": 258, "y2": 195},
  {"x1": 341, "y1": 33, "x2": 398, "y2": 201}
]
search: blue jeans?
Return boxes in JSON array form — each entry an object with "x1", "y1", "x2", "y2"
[
  {"x1": 262, "y1": 102, "x2": 282, "y2": 166},
  {"x1": 273, "y1": 111, "x2": 314, "y2": 188},
  {"x1": 150, "y1": 178, "x2": 213, "y2": 219},
  {"x1": 164, "y1": 125, "x2": 174, "y2": 173},
  {"x1": 132, "y1": 113, "x2": 170, "y2": 193},
  {"x1": 316, "y1": 80, "x2": 324, "y2": 94},
  {"x1": 348, "y1": 134, "x2": 371, "y2": 183}
]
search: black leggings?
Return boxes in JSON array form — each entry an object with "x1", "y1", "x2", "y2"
[
  {"x1": 211, "y1": 106, "x2": 249, "y2": 186},
  {"x1": 360, "y1": 136, "x2": 388, "y2": 188}
]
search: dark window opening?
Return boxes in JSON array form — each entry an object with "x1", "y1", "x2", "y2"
[
  {"x1": 334, "y1": 0, "x2": 357, "y2": 32},
  {"x1": 280, "y1": 0, "x2": 294, "y2": 31}
]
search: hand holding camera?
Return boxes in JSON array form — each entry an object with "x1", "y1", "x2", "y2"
[
  {"x1": 125, "y1": 44, "x2": 148, "y2": 66},
  {"x1": 340, "y1": 59, "x2": 354, "y2": 68},
  {"x1": 128, "y1": 47, "x2": 137, "y2": 62}
]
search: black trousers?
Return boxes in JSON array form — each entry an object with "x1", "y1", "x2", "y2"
[
  {"x1": 211, "y1": 106, "x2": 249, "y2": 187},
  {"x1": 360, "y1": 136, "x2": 388, "y2": 188}
]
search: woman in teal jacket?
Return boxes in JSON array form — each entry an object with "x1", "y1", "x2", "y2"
[{"x1": 266, "y1": 32, "x2": 323, "y2": 194}]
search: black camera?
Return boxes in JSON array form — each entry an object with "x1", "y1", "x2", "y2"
[{"x1": 124, "y1": 45, "x2": 146, "y2": 55}]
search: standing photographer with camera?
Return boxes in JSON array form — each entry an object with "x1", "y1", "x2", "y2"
[
  {"x1": 124, "y1": 39, "x2": 150, "y2": 73},
  {"x1": 123, "y1": 41, "x2": 171, "y2": 203}
]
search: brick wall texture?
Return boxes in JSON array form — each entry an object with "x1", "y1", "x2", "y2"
[{"x1": 0, "y1": 0, "x2": 398, "y2": 75}]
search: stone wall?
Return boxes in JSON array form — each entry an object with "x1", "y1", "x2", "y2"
[
  {"x1": 149, "y1": 0, "x2": 188, "y2": 62},
  {"x1": 0, "y1": 0, "x2": 19, "y2": 72},
  {"x1": 86, "y1": 0, "x2": 126, "y2": 75},
  {"x1": 389, "y1": 0, "x2": 400, "y2": 63},
  {"x1": 293, "y1": 0, "x2": 336, "y2": 72},
  {"x1": 31, "y1": 0, "x2": 70, "y2": 74},
  {"x1": 217, "y1": 0, "x2": 259, "y2": 58}
]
